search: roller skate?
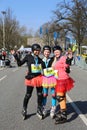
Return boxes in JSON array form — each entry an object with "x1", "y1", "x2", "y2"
[
  {"x1": 55, "y1": 110, "x2": 67, "y2": 124},
  {"x1": 21, "y1": 108, "x2": 27, "y2": 120},
  {"x1": 42, "y1": 106, "x2": 48, "y2": 117},
  {"x1": 50, "y1": 106, "x2": 56, "y2": 119},
  {"x1": 37, "y1": 106, "x2": 43, "y2": 120}
]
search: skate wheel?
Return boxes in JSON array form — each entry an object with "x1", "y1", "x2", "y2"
[
  {"x1": 37, "y1": 113, "x2": 43, "y2": 120},
  {"x1": 55, "y1": 119, "x2": 67, "y2": 124}
]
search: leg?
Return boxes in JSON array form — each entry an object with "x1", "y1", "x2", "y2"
[
  {"x1": 22, "y1": 86, "x2": 33, "y2": 120},
  {"x1": 55, "y1": 92, "x2": 67, "y2": 124},
  {"x1": 42, "y1": 88, "x2": 48, "y2": 117},
  {"x1": 56, "y1": 92, "x2": 66, "y2": 110},
  {"x1": 36, "y1": 87, "x2": 43, "y2": 119},
  {"x1": 36, "y1": 87, "x2": 43, "y2": 107},
  {"x1": 43, "y1": 88, "x2": 48, "y2": 106},
  {"x1": 50, "y1": 88, "x2": 56, "y2": 118}
]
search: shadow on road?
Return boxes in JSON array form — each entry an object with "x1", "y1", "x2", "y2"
[
  {"x1": 24, "y1": 101, "x2": 87, "y2": 121},
  {"x1": 74, "y1": 100, "x2": 87, "y2": 114},
  {"x1": 25, "y1": 113, "x2": 36, "y2": 120},
  {"x1": 56, "y1": 100, "x2": 87, "y2": 123}
]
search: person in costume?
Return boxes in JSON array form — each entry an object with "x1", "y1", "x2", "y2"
[
  {"x1": 52, "y1": 45, "x2": 74, "y2": 124},
  {"x1": 11, "y1": 43, "x2": 44, "y2": 120},
  {"x1": 42, "y1": 45, "x2": 57, "y2": 119}
]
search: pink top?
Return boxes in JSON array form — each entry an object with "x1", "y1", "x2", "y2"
[{"x1": 54, "y1": 56, "x2": 70, "y2": 80}]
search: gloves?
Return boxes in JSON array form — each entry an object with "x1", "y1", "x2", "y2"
[{"x1": 66, "y1": 66, "x2": 70, "y2": 73}]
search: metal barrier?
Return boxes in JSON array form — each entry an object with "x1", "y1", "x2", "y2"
[
  {"x1": 75, "y1": 56, "x2": 87, "y2": 70},
  {"x1": 0, "y1": 60, "x2": 5, "y2": 67}
]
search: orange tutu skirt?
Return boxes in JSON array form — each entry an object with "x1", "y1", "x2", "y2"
[
  {"x1": 55, "y1": 77, "x2": 75, "y2": 93},
  {"x1": 25, "y1": 75, "x2": 42, "y2": 87}
]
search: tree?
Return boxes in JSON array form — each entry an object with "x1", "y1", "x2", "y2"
[
  {"x1": 53, "y1": 0, "x2": 87, "y2": 54},
  {"x1": 0, "y1": 8, "x2": 28, "y2": 50},
  {"x1": 37, "y1": 22, "x2": 56, "y2": 47}
]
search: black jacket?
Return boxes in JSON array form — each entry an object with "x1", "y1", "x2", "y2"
[{"x1": 14, "y1": 53, "x2": 45, "y2": 79}]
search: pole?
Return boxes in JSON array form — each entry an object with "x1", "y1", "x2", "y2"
[{"x1": 1, "y1": 11, "x2": 6, "y2": 49}]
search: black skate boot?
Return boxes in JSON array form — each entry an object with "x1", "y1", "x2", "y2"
[
  {"x1": 37, "y1": 106, "x2": 43, "y2": 120},
  {"x1": 55, "y1": 110, "x2": 67, "y2": 124},
  {"x1": 21, "y1": 108, "x2": 27, "y2": 120}
]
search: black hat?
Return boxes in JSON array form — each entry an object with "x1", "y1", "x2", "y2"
[
  {"x1": 53, "y1": 45, "x2": 62, "y2": 52},
  {"x1": 43, "y1": 45, "x2": 51, "y2": 52},
  {"x1": 32, "y1": 43, "x2": 41, "y2": 52}
]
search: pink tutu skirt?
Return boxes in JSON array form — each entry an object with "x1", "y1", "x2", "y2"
[
  {"x1": 25, "y1": 75, "x2": 42, "y2": 87},
  {"x1": 55, "y1": 77, "x2": 75, "y2": 93},
  {"x1": 42, "y1": 76, "x2": 57, "y2": 88}
]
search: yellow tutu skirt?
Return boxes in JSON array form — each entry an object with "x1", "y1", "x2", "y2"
[{"x1": 42, "y1": 76, "x2": 57, "y2": 88}]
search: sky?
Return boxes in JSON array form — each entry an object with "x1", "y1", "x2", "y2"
[{"x1": 0, "y1": 0, "x2": 60, "y2": 32}]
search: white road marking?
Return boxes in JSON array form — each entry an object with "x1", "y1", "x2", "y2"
[
  {"x1": 12, "y1": 68, "x2": 19, "y2": 72},
  {"x1": 0, "y1": 75, "x2": 7, "y2": 82},
  {"x1": 67, "y1": 94, "x2": 87, "y2": 126},
  {"x1": 0, "y1": 68, "x2": 4, "y2": 71}
]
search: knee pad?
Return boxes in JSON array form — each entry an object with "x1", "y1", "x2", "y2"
[
  {"x1": 37, "y1": 92, "x2": 43, "y2": 101},
  {"x1": 25, "y1": 94, "x2": 31, "y2": 99},
  {"x1": 43, "y1": 94, "x2": 48, "y2": 97},
  {"x1": 56, "y1": 95, "x2": 65, "y2": 102},
  {"x1": 52, "y1": 93, "x2": 56, "y2": 98},
  {"x1": 37, "y1": 92, "x2": 43, "y2": 97}
]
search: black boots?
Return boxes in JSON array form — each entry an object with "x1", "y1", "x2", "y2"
[{"x1": 55, "y1": 110, "x2": 67, "y2": 124}]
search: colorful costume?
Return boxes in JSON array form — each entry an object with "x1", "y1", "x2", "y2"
[
  {"x1": 54, "y1": 56, "x2": 74, "y2": 93},
  {"x1": 14, "y1": 43, "x2": 44, "y2": 120},
  {"x1": 42, "y1": 56, "x2": 57, "y2": 118},
  {"x1": 52, "y1": 45, "x2": 74, "y2": 124},
  {"x1": 42, "y1": 57, "x2": 57, "y2": 88}
]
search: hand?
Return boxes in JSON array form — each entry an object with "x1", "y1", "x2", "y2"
[
  {"x1": 66, "y1": 66, "x2": 70, "y2": 73},
  {"x1": 67, "y1": 51, "x2": 73, "y2": 59},
  {"x1": 10, "y1": 50, "x2": 15, "y2": 55}
]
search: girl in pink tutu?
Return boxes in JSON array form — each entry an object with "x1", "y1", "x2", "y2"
[
  {"x1": 52, "y1": 45, "x2": 74, "y2": 124},
  {"x1": 42, "y1": 45, "x2": 57, "y2": 119}
]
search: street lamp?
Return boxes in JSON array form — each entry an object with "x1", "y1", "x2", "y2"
[{"x1": 1, "y1": 11, "x2": 6, "y2": 50}]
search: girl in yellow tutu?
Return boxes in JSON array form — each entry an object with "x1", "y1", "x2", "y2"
[{"x1": 42, "y1": 45, "x2": 57, "y2": 119}]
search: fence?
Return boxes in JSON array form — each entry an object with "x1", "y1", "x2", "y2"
[
  {"x1": 74, "y1": 56, "x2": 87, "y2": 70},
  {"x1": 0, "y1": 60, "x2": 5, "y2": 67}
]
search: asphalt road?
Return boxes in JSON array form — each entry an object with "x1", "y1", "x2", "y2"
[{"x1": 0, "y1": 65, "x2": 87, "y2": 130}]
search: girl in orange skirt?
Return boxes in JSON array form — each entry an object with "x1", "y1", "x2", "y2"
[{"x1": 11, "y1": 43, "x2": 44, "y2": 120}]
